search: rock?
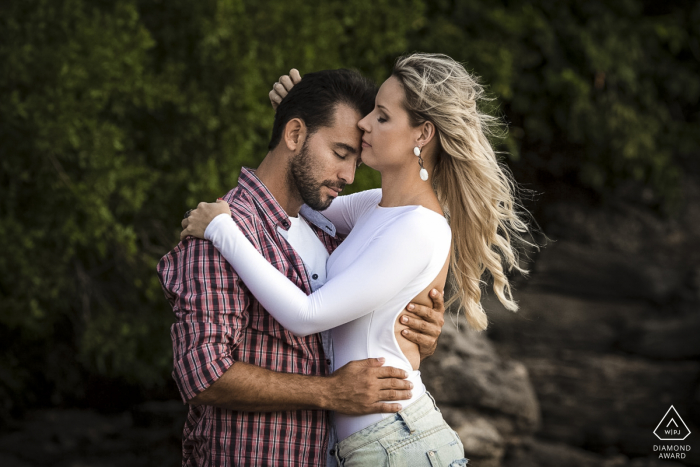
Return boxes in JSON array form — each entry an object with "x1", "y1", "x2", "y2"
[
  {"x1": 517, "y1": 352, "x2": 700, "y2": 462},
  {"x1": 502, "y1": 438, "x2": 685, "y2": 467},
  {"x1": 524, "y1": 241, "x2": 684, "y2": 304},
  {"x1": 421, "y1": 316, "x2": 541, "y2": 434},
  {"x1": 626, "y1": 458, "x2": 690, "y2": 467},
  {"x1": 0, "y1": 407, "x2": 181, "y2": 466},
  {"x1": 441, "y1": 408, "x2": 506, "y2": 467},
  {"x1": 485, "y1": 291, "x2": 651, "y2": 355},
  {"x1": 0, "y1": 453, "x2": 33, "y2": 467},
  {"x1": 618, "y1": 312, "x2": 700, "y2": 359}
]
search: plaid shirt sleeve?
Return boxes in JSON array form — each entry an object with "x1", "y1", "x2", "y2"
[{"x1": 157, "y1": 236, "x2": 250, "y2": 402}]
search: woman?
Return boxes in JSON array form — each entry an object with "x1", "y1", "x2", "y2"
[{"x1": 182, "y1": 53, "x2": 530, "y2": 466}]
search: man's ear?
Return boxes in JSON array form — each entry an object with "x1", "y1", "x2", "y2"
[{"x1": 283, "y1": 118, "x2": 307, "y2": 152}]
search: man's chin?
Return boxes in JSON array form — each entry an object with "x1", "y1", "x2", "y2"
[
  {"x1": 316, "y1": 198, "x2": 335, "y2": 211},
  {"x1": 304, "y1": 195, "x2": 334, "y2": 212}
]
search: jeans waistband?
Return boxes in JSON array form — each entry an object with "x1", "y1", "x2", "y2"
[{"x1": 335, "y1": 392, "x2": 440, "y2": 460}]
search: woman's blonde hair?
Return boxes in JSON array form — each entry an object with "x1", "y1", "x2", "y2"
[{"x1": 392, "y1": 53, "x2": 531, "y2": 331}]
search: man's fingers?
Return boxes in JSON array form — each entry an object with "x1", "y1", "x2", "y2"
[
  {"x1": 405, "y1": 303, "x2": 438, "y2": 322},
  {"x1": 430, "y1": 288, "x2": 446, "y2": 311},
  {"x1": 379, "y1": 389, "x2": 413, "y2": 401},
  {"x1": 273, "y1": 82, "x2": 288, "y2": 99},
  {"x1": 375, "y1": 402, "x2": 402, "y2": 413},
  {"x1": 375, "y1": 366, "x2": 408, "y2": 379},
  {"x1": 402, "y1": 315, "x2": 430, "y2": 334},
  {"x1": 290, "y1": 68, "x2": 301, "y2": 84},
  {"x1": 279, "y1": 75, "x2": 294, "y2": 91},
  {"x1": 401, "y1": 328, "x2": 434, "y2": 348},
  {"x1": 379, "y1": 377, "x2": 412, "y2": 390},
  {"x1": 362, "y1": 357, "x2": 386, "y2": 367}
]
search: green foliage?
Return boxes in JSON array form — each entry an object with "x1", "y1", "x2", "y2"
[
  {"x1": 0, "y1": 0, "x2": 697, "y2": 413},
  {"x1": 412, "y1": 0, "x2": 700, "y2": 204},
  {"x1": 0, "y1": 0, "x2": 422, "y2": 413}
]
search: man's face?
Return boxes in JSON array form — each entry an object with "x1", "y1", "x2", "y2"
[{"x1": 289, "y1": 103, "x2": 363, "y2": 211}]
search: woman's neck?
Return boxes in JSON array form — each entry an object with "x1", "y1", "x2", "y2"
[{"x1": 378, "y1": 165, "x2": 441, "y2": 211}]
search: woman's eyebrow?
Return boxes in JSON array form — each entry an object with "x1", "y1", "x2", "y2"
[{"x1": 377, "y1": 104, "x2": 391, "y2": 114}]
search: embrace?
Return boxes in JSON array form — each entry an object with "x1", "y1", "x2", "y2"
[{"x1": 158, "y1": 53, "x2": 530, "y2": 466}]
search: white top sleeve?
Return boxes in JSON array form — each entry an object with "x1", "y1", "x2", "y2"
[
  {"x1": 204, "y1": 209, "x2": 443, "y2": 336},
  {"x1": 318, "y1": 189, "x2": 382, "y2": 235}
]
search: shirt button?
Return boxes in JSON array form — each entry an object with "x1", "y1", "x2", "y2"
[
  {"x1": 282, "y1": 221, "x2": 289, "y2": 228},
  {"x1": 312, "y1": 274, "x2": 318, "y2": 280},
  {"x1": 326, "y1": 359, "x2": 331, "y2": 365}
]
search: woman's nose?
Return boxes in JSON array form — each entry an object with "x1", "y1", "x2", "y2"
[{"x1": 358, "y1": 115, "x2": 370, "y2": 132}]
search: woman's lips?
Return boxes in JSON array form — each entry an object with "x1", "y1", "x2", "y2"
[{"x1": 362, "y1": 139, "x2": 371, "y2": 148}]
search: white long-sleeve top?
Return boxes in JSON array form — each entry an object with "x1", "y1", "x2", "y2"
[{"x1": 205, "y1": 189, "x2": 452, "y2": 440}]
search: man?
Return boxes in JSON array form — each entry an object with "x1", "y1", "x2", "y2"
[{"x1": 158, "y1": 69, "x2": 446, "y2": 466}]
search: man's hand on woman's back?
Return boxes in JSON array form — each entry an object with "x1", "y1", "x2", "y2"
[{"x1": 402, "y1": 289, "x2": 446, "y2": 361}]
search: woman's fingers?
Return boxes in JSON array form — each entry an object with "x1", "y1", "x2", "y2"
[
  {"x1": 270, "y1": 70, "x2": 301, "y2": 110},
  {"x1": 273, "y1": 82, "x2": 288, "y2": 99},
  {"x1": 289, "y1": 68, "x2": 301, "y2": 84},
  {"x1": 279, "y1": 74, "x2": 294, "y2": 91},
  {"x1": 269, "y1": 90, "x2": 282, "y2": 110}
]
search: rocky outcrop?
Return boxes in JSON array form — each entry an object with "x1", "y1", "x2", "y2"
[
  {"x1": 423, "y1": 176, "x2": 700, "y2": 466},
  {"x1": 0, "y1": 402, "x2": 184, "y2": 467},
  {"x1": 503, "y1": 438, "x2": 686, "y2": 467},
  {"x1": 421, "y1": 318, "x2": 540, "y2": 466},
  {"x1": 481, "y1": 178, "x2": 700, "y2": 466}
]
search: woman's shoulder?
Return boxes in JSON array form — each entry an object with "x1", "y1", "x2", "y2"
[
  {"x1": 384, "y1": 205, "x2": 451, "y2": 240},
  {"x1": 340, "y1": 188, "x2": 382, "y2": 209}
]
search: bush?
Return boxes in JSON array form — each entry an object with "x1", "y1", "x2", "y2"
[{"x1": 0, "y1": 0, "x2": 697, "y2": 414}]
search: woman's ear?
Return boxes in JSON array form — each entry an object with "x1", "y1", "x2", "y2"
[
  {"x1": 284, "y1": 118, "x2": 307, "y2": 151},
  {"x1": 416, "y1": 121, "x2": 436, "y2": 148}
]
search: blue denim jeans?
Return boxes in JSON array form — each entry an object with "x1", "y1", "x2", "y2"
[{"x1": 333, "y1": 392, "x2": 468, "y2": 467}]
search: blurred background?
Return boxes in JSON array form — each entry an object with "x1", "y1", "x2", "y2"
[{"x1": 1, "y1": 0, "x2": 698, "y2": 465}]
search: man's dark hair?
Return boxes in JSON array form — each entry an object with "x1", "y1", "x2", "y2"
[{"x1": 268, "y1": 69, "x2": 377, "y2": 150}]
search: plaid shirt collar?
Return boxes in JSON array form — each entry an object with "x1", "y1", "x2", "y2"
[{"x1": 238, "y1": 167, "x2": 337, "y2": 237}]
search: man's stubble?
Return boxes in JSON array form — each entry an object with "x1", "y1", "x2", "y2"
[{"x1": 288, "y1": 140, "x2": 346, "y2": 212}]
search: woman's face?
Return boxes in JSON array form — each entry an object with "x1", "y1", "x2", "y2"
[{"x1": 358, "y1": 76, "x2": 419, "y2": 171}]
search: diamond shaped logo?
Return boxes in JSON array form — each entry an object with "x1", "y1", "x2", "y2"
[{"x1": 654, "y1": 405, "x2": 691, "y2": 441}]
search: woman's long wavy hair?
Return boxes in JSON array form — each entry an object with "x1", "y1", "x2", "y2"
[{"x1": 392, "y1": 53, "x2": 532, "y2": 331}]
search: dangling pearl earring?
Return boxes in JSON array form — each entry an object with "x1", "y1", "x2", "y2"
[{"x1": 414, "y1": 146, "x2": 428, "y2": 181}]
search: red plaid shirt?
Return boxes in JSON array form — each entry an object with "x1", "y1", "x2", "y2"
[{"x1": 157, "y1": 168, "x2": 343, "y2": 466}]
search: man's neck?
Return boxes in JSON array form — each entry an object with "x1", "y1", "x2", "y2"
[{"x1": 254, "y1": 151, "x2": 303, "y2": 217}]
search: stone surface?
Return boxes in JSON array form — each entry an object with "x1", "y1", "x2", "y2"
[
  {"x1": 502, "y1": 438, "x2": 686, "y2": 467},
  {"x1": 0, "y1": 404, "x2": 184, "y2": 466},
  {"x1": 421, "y1": 316, "x2": 541, "y2": 434},
  {"x1": 441, "y1": 408, "x2": 506, "y2": 467},
  {"x1": 486, "y1": 291, "x2": 652, "y2": 356},
  {"x1": 482, "y1": 184, "x2": 700, "y2": 466},
  {"x1": 524, "y1": 240, "x2": 685, "y2": 303},
  {"x1": 618, "y1": 312, "x2": 700, "y2": 359}
]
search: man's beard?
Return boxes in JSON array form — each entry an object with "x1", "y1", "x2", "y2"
[{"x1": 289, "y1": 142, "x2": 345, "y2": 211}]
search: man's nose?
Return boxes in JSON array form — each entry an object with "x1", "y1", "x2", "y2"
[{"x1": 339, "y1": 161, "x2": 355, "y2": 186}]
